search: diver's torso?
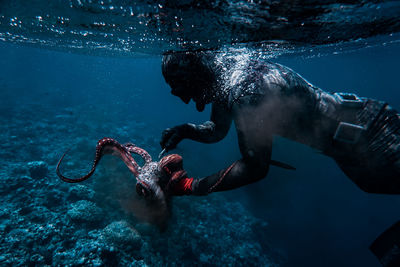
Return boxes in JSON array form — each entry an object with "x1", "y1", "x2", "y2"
[{"x1": 227, "y1": 60, "x2": 341, "y2": 151}]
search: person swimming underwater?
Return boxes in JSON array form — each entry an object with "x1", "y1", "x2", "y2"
[{"x1": 159, "y1": 50, "x2": 400, "y2": 196}]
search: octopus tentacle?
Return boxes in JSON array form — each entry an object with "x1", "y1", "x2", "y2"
[
  {"x1": 56, "y1": 138, "x2": 140, "y2": 183},
  {"x1": 124, "y1": 143, "x2": 152, "y2": 164}
]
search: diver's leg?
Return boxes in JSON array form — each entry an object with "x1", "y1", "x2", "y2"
[
  {"x1": 334, "y1": 101, "x2": 400, "y2": 194},
  {"x1": 370, "y1": 221, "x2": 400, "y2": 266}
]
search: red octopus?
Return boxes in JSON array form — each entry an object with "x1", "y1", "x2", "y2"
[{"x1": 56, "y1": 137, "x2": 183, "y2": 200}]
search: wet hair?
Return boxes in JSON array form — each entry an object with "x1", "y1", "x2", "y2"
[{"x1": 161, "y1": 51, "x2": 216, "y2": 90}]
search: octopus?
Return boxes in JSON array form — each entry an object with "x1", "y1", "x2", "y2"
[{"x1": 56, "y1": 137, "x2": 183, "y2": 226}]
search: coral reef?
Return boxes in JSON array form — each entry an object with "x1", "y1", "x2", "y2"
[
  {"x1": 67, "y1": 200, "x2": 104, "y2": 224},
  {"x1": 27, "y1": 161, "x2": 48, "y2": 179}
]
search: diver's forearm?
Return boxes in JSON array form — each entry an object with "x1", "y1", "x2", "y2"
[
  {"x1": 181, "y1": 121, "x2": 224, "y2": 144},
  {"x1": 191, "y1": 159, "x2": 270, "y2": 195}
]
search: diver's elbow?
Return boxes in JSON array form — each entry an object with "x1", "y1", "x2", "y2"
[
  {"x1": 213, "y1": 132, "x2": 228, "y2": 142},
  {"x1": 253, "y1": 166, "x2": 270, "y2": 180},
  {"x1": 247, "y1": 161, "x2": 270, "y2": 182}
]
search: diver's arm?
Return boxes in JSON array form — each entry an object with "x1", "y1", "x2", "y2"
[
  {"x1": 165, "y1": 132, "x2": 273, "y2": 196},
  {"x1": 191, "y1": 157, "x2": 271, "y2": 195},
  {"x1": 160, "y1": 103, "x2": 232, "y2": 150},
  {"x1": 185, "y1": 103, "x2": 232, "y2": 143},
  {"x1": 191, "y1": 118, "x2": 273, "y2": 195}
]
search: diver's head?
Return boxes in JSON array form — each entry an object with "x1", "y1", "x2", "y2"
[{"x1": 162, "y1": 51, "x2": 216, "y2": 112}]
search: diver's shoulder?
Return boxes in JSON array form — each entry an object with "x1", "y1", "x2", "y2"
[
  {"x1": 267, "y1": 61, "x2": 297, "y2": 73},
  {"x1": 266, "y1": 62, "x2": 317, "y2": 88},
  {"x1": 249, "y1": 60, "x2": 296, "y2": 76}
]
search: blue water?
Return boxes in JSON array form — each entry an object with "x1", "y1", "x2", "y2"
[{"x1": 1, "y1": 39, "x2": 400, "y2": 265}]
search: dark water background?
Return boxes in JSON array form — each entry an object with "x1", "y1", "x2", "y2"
[{"x1": 1, "y1": 40, "x2": 400, "y2": 266}]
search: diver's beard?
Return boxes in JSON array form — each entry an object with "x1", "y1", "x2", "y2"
[
  {"x1": 196, "y1": 101, "x2": 206, "y2": 112},
  {"x1": 195, "y1": 91, "x2": 212, "y2": 112}
]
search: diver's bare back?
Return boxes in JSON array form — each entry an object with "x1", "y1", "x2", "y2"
[{"x1": 227, "y1": 60, "x2": 337, "y2": 151}]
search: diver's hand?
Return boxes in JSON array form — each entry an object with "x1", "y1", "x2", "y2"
[
  {"x1": 160, "y1": 125, "x2": 187, "y2": 151},
  {"x1": 158, "y1": 154, "x2": 193, "y2": 196}
]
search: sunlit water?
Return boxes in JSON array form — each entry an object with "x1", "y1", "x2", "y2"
[{"x1": 1, "y1": 0, "x2": 400, "y2": 56}]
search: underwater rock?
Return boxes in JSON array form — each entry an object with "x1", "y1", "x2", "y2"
[
  {"x1": 1, "y1": 175, "x2": 33, "y2": 194},
  {"x1": 18, "y1": 175, "x2": 34, "y2": 187},
  {"x1": 144, "y1": 197, "x2": 280, "y2": 266},
  {"x1": 67, "y1": 184, "x2": 95, "y2": 201},
  {"x1": 52, "y1": 229, "x2": 146, "y2": 267},
  {"x1": 53, "y1": 238, "x2": 108, "y2": 266},
  {"x1": 27, "y1": 161, "x2": 48, "y2": 179},
  {"x1": 67, "y1": 200, "x2": 103, "y2": 224},
  {"x1": 129, "y1": 259, "x2": 148, "y2": 267},
  {"x1": 29, "y1": 254, "x2": 45, "y2": 265},
  {"x1": 26, "y1": 205, "x2": 52, "y2": 223},
  {"x1": 45, "y1": 189, "x2": 65, "y2": 208},
  {"x1": 10, "y1": 163, "x2": 28, "y2": 176},
  {"x1": 102, "y1": 221, "x2": 143, "y2": 249}
]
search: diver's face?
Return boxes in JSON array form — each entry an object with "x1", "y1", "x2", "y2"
[{"x1": 167, "y1": 75, "x2": 209, "y2": 112}]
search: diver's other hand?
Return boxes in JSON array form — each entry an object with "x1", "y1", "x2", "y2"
[
  {"x1": 158, "y1": 154, "x2": 194, "y2": 196},
  {"x1": 160, "y1": 125, "x2": 186, "y2": 151}
]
